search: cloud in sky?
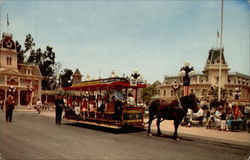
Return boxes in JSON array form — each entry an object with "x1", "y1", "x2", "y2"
[{"x1": 0, "y1": 0, "x2": 249, "y2": 83}]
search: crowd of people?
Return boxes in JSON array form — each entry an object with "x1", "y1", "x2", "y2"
[{"x1": 183, "y1": 103, "x2": 250, "y2": 132}]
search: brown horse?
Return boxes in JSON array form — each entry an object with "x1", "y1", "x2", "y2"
[{"x1": 147, "y1": 94, "x2": 199, "y2": 140}]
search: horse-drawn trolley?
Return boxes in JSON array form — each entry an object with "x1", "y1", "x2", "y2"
[{"x1": 63, "y1": 77, "x2": 146, "y2": 129}]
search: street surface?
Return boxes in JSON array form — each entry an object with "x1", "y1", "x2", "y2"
[{"x1": 0, "y1": 111, "x2": 249, "y2": 160}]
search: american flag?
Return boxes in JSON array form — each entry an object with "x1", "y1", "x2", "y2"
[{"x1": 7, "y1": 14, "x2": 9, "y2": 26}]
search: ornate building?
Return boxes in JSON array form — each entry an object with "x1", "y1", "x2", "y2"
[
  {"x1": 160, "y1": 48, "x2": 250, "y2": 105},
  {"x1": 73, "y1": 68, "x2": 82, "y2": 83},
  {"x1": 0, "y1": 33, "x2": 43, "y2": 106}
]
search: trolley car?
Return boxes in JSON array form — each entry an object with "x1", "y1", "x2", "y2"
[{"x1": 63, "y1": 77, "x2": 146, "y2": 129}]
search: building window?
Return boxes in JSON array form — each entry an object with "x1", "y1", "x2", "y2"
[
  {"x1": 201, "y1": 89, "x2": 207, "y2": 96},
  {"x1": 27, "y1": 69, "x2": 32, "y2": 75},
  {"x1": 6, "y1": 57, "x2": 12, "y2": 65},
  {"x1": 0, "y1": 76, "x2": 4, "y2": 84},
  {"x1": 216, "y1": 76, "x2": 219, "y2": 82},
  {"x1": 171, "y1": 90, "x2": 174, "y2": 96},
  {"x1": 191, "y1": 89, "x2": 194, "y2": 94},
  {"x1": 163, "y1": 90, "x2": 166, "y2": 97}
]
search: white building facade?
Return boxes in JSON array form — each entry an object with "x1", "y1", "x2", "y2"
[
  {"x1": 160, "y1": 48, "x2": 250, "y2": 105},
  {"x1": 0, "y1": 33, "x2": 43, "y2": 106}
]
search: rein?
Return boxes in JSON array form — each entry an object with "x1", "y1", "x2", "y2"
[{"x1": 176, "y1": 94, "x2": 183, "y2": 110}]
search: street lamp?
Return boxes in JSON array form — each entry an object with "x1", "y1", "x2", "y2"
[
  {"x1": 233, "y1": 87, "x2": 241, "y2": 117},
  {"x1": 130, "y1": 69, "x2": 143, "y2": 105},
  {"x1": 130, "y1": 69, "x2": 144, "y2": 85},
  {"x1": 110, "y1": 70, "x2": 117, "y2": 78},
  {"x1": 8, "y1": 86, "x2": 16, "y2": 96},
  {"x1": 179, "y1": 62, "x2": 195, "y2": 96},
  {"x1": 234, "y1": 87, "x2": 241, "y2": 101},
  {"x1": 131, "y1": 69, "x2": 140, "y2": 79}
]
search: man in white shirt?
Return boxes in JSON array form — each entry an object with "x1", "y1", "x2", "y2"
[
  {"x1": 193, "y1": 107, "x2": 204, "y2": 126},
  {"x1": 126, "y1": 93, "x2": 135, "y2": 106}
]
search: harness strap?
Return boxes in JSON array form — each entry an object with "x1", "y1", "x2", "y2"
[{"x1": 176, "y1": 93, "x2": 184, "y2": 110}]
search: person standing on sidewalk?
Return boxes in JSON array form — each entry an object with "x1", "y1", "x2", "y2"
[
  {"x1": 5, "y1": 95, "x2": 15, "y2": 122},
  {"x1": 55, "y1": 94, "x2": 65, "y2": 125},
  {"x1": 36, "y1": 99, "x2": 42, "y2": 114},
  {"x1": 0, "y1": 98, "x2": 4, "y2": 111},
  {"x1": 220, "y1": 110, "x2": 227, "y2": 131}
]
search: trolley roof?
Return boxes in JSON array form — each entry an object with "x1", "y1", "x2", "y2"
[{"x1": 64, "y1": 77, "x2": 147, "y2": 91}]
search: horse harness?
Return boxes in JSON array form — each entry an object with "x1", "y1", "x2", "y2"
[{"x1": 175, "y1": 94, "x2": 184, "y2": 110}]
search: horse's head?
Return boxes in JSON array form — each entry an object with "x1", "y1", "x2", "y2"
[{"x1": 186, "y1": 94, "x2": 199, "y2": 113}]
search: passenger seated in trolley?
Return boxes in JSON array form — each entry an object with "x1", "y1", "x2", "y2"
[
  {"x1": 80, "y1": 96, "x2": 88, "y2": 120},
  {"x1": 67, "y1": 96, "x2": 73, "y2": 108},
  {"x1": 126, "y1": 93, "x2": 135, "y2": 107},
  {"x1": 96, "y1": 95, "x2": 105, "y2": 112},
  {"x1": 96, "y1": 95, "x2": 106, "y2": 119},
  {"x1": 114, "y1": 88, "x2": 124, "y2": 120},
  {"x1": 89, "y1": 95, "x2": 96, "y2": 118}
]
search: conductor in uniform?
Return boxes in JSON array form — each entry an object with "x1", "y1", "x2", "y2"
[{"x1": 55, "y1": 94, "x2": 65, "y2": 125}]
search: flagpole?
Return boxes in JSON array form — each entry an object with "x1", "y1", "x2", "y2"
[
  {"x1": 7, "y1": 14, "x2": 9, "y2": 33},
  {"x1": 216, "y1": 29, "x2": 219, "y2": 48},
  {"x1": 218, "y1": 0, "x2": 224, "y2": 102},
  {"x1": 0, "y1": 1, "x2": 2, "y2": 35}
]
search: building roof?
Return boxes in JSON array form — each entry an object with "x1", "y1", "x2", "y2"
[
  {"x1": 74, "y1": 68, "x2": 82, "y2": 75},
  {"x1": 229, "y1": 72, "x2": 250, "y2": 79},
  {"x1": 206, "y1": 48, "x2": 226, "y2": 65}
]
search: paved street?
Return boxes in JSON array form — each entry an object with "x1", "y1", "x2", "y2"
[{"x1": 0, "y1": 111, "x2": 249, "y2": 160}]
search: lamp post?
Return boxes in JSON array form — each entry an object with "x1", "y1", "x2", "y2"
[
  {"x1": 131, "y1": 69, "x2": 140, "y2": 79},
  {"x1": 234, "y1": 87, "x2": 241, "y2": 101},
  {"x1": 179, "y1": 62, "x2": 195, "y2": 96},
  {"x1": 130, "y1": 69, "x2": 143, "y2": 105},
  {"x1": 8, "y1": 86, "x2": 16, "y2": 96},
  {"x1": 233, "y1": 87, "x2": 241, "y2": 116}
]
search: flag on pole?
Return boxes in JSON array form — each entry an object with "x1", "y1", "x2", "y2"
[
  {"x1": 217, "y1": 29, "x2": 219, "y2": 38},
  {"x1": 7, "y1": 14, "x2": 9, "y2": 26}
]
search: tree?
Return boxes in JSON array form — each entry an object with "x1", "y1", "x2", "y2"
[
  {"x1": 60, "y1": 69, "x2": 73, "y2": 87},
  {"x1": 141, "y1": 83, "x2": 158, "y2": 105},
  {"x1": 208, "y1": 86, "x2": 228, "y2": 101},
  {"x1": 27, "y1": 48, "x2": 43, "y2": 64},
  {"x1": 16, "y1": 34, "x2": 70, "y2": 90},
  {"x1": 16, "y1": 34, "x2": 36, "y2": 63},
  {"x1": 40, "y1": 46, "x2": 56, "y2": 90},
  {"x1": 208, "y1": 86, "x2": 229, "y2": 108}
]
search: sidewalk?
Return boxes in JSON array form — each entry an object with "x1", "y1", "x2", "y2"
[
  {"x1": 145, "y1": 119, "x2": 250, "y2": 146},
  {"x1": 14, "y1": 109, "x2": 250, "y2": 146}
]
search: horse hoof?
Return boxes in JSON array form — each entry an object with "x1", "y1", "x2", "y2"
[{"x1": 148, "y1": 133, "x2": 152, "y2": 136}]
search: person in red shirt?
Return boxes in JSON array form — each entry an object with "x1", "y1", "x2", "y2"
[{"x1": 80, "y1": 96, "x2": 88, "y2": 120}]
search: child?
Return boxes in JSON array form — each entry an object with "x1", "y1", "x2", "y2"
[
  {"x1": 220, "y1": 110, "x2": 227, "y2": 131},
  {"x1": 206, "y1": 107, "x2": 215, "y2": 129}
]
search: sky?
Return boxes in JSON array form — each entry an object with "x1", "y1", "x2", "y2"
[{"x1": 0, "y1": 0, "x2": 249, "y2": 83}]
